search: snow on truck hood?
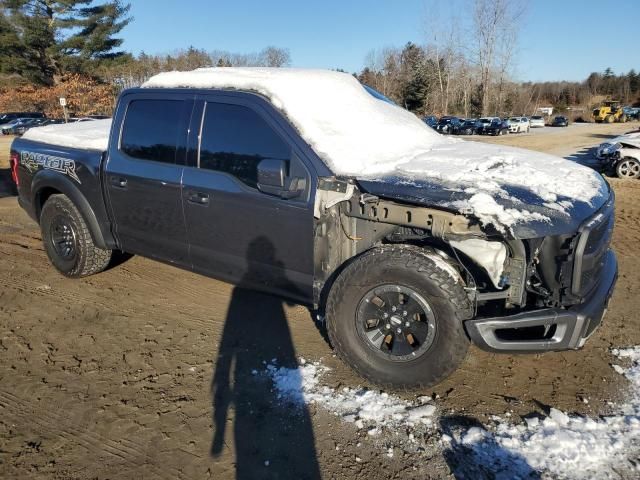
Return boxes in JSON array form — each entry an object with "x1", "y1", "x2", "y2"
[
  {"x1": 606, "y1": 132, "x2": 640, "y2": 148},
  {"x1": 22, "y1": 118, "x2": 112, "y2": 151},
  {"x1": 144, "y1": 68, "x2": 607, "y2": 233}
]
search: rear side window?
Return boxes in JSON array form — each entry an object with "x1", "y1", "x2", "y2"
[
  {"x1": 199, "y1": 102, "x2": 290, "y2": 188},
  {"x1": 121, "y1": 100, "x2": 184, "y2": 163}
]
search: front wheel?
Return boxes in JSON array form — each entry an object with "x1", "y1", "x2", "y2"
[
  {"x1": 40, "y1": 194, "x2": 112, "y2": 277},
  {"x1": 326, "y1": 245, "x2": 472, "y2": 389},
  {"x1": 616, "y1": 158, "x2": 640, "y2": 179}
]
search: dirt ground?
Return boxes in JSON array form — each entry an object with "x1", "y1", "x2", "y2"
[{"x1": 1, "y1": 121, "x2": 639, "y2": 479}]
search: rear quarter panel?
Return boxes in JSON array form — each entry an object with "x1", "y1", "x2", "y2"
[{"x1": 11, "y1": 137, "x2": 115, "y2": 247}]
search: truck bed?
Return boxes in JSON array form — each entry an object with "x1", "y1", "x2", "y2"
[{"x1": 21, "y1": 119, "x2": 112, "y2": 151}]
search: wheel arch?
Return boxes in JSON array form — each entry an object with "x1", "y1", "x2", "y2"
[
  {"x1": 31, "y1": 171, "x2": 114, "y2": 250},
  {"x1": 317, "y1": 240, "x2": 470, "y2": 314}
]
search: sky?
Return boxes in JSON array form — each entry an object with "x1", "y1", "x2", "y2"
[{"x1": 121, "y1": 0, "x2": 639, "y2": 82}]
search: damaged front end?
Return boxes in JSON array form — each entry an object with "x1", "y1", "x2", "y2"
[{"x1": 313, "y1": 177, "x2": 617, "y2": 354}]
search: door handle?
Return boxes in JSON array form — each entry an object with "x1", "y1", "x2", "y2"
[
  {"x1": 187, "y1": 191, "x2": 210, "y2": 205},
  {"x1": 110, "y1": 177, "x2": 127, "y2": 188}
]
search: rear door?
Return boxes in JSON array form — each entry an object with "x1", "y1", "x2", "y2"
[
  {"x1": 104, "y1": 92, "x2": 194, "y2": 265},
  {"x1": 181, "y1": 94, "x2": 316, "y2": 302}
]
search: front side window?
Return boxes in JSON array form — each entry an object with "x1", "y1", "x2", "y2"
[
  {"x1": 121, "y1": 99, "x2": 184, "y2": 164},
  {"x1": 199, "y1": 102, "x2": 290, "y2": 188}
]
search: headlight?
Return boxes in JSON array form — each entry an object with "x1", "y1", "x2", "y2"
[{"x1": 599, "y1": 142, "x2": 621, "y2": 155}]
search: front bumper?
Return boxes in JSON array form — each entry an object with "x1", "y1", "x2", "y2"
[{"x1": 465, "y1": 249, "x2": 617, "y2": 354}]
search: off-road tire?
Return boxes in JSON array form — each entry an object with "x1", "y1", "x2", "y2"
[
  {"x1": 40, "y1": 194, "x2": 112, "y2": 278},
  {"x1": 326, "y1": 245, "x2": 473, "y2": 389}
]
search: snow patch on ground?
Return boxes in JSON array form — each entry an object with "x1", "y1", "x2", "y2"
[
  {"x1": 265, "y1": 348, "x2": 640, "y2": 478},
  {"x1": 446, "y1": 347, "x2": 640, "y2": 479},
  {"x1": 266, "y1": 361, "x2": 436, "y2": 431}
]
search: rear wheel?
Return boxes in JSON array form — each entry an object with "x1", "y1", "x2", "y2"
[
  {"x1": 326, "y1": 245, "x2": 472, "y2": 389},
  {"x1": 40, "y1": 194, "x2": 112, "y2": 277},
  {"x1": 606, "y1": 115, "x2": 615, "y2": 123},
  {"x1": 616, "y1": 158, "x2": 640, "y2": 179}
]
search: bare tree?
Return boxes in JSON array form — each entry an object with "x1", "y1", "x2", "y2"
[
  {"x1": 472, "y1": 0, "x2": 526, "y2": 115},
  {"x1": 260, "y1": 46, "x2": 291, "y2": 67},
  {"x1": 209, "y1": 47, "x2": 290, "y2": 68},
  {"x1": 422, "y1": 5, "x2": 464, "y2": 115}
]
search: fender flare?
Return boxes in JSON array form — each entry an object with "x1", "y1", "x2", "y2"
[{"x1": 31, "y1": 170, "x2": 113, "y2": 250}]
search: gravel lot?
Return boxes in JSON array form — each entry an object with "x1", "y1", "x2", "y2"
[{"x1": 1, "y1": 121, "x2": 639, "y2": 479}]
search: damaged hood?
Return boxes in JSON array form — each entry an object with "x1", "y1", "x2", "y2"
[
  {"x1": 605, "y1": 132, "x2": 640, "y2": 149},
  {"x1": 355, "y1": 140, "x2": 610, "y2": 239}
]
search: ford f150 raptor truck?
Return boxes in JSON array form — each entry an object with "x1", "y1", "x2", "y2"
[{"x1": 10, "y1": 68, "x2": 617, "y2": 388}]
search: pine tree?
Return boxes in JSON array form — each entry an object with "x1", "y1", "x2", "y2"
[
  {"x1": 3, "y1": 0, "x2": 130, "y2": 84},
  {"x1": 57, "y1": 0, "x2": 131, "y2": 72},
  {"x1": 628, "y1": 69, "x2": 639, "y2": 97},
  {"x1": 0, "y1": 9, "x2": 24, "y2": 76},
  {"x1": 400, "y1": 43, "x2": 429, "y2": 112}
]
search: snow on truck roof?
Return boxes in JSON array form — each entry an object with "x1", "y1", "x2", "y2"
[{"x1": 23, "y1": 68, "x2": 606, "y2": 231}]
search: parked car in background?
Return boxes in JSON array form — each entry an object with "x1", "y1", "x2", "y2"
[
  {"x1": 1, "y1": 118, "x2": 46, "y2": 135},
  {"x1": 530, "y1": 116, "x2": 545, "y2": 128},
  {"x1": 552, "y1": 116, "x2": 569, "y2": 127},
  {"x1": 477, "y1": 118, "x2": 509, "y2": 136},
  {"x1": 622, "y1": 107, "x2": 640, "y2": 120},
  {"x1": 508, "y1": 117, "x2": 530, "y2": 133},
  {"x1": 596, "y1": 132, "x2": 640, "y2": 179},
  {"x1": 2, "y1": 118, "x2": 43, "y2": 135},
  {"x1": 14, "y1": 118, "x2": 64, "y2": 136},
  {"x1": 475, "y1": 117, "x2": 498, "y2": 134},
  {"x1": 0, "y1": 118, "x2": 25, "y2": 131},
  {"x1": 0, "y1": 112, "x2": 45, "y2": 125},
  {"x1": 453, "y1": 119, "x2": 478, "y2": 135},
  {"x1": 423, "y1": 115, "x2": 438, "y2": 128},
  {"x1": 435, "y1": 116, "x2": 462, "y2": 134}
]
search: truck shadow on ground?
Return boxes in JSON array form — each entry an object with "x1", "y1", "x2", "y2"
[
  {"x1": 210, "y1": 237, "x2": 321, "y2": 480},
  {"x1": 588, "y1": 133, "x2": 622, "y2": 140},
  {"x1": 440, "y1": 414, "x2": 541, "y2": 479},
  {"x1": 565, "y1": 147, "x2": 600, "y2": 168},
  {"x1": 0, "y1": 167, "x2": 17, "y2": 198}
]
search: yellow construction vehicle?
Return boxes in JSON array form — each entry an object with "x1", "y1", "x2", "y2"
[{"x1": 593, "y1": 101, "x2": 627, "y2": 123}]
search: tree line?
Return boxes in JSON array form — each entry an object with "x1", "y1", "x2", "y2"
[
  {"x1": 357, "y1": 0, "x2": 639, "y2": 118},
  {"x1": 358, "y1": 43, "x2": 640, "y2": 118}
]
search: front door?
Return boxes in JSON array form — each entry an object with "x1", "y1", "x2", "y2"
[
  {"x1": 182, "y1": 97, "x2": 315, "y2": 302},
  {"x1": 105, "y1": 94, "x2": 193, "y2": 265}
]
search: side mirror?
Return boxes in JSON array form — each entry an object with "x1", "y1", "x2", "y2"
[{"x1": 257, "y1": 158, "x2": 305, "y2": 199}]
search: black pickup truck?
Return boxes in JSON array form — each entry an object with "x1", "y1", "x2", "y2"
[{"x1": 9, "y1": 69, "x2": 617, "y2": 388}]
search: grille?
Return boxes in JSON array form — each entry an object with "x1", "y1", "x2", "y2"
[{"x1": 571, "y1": 195, "x2": 615, "y2": 298}]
